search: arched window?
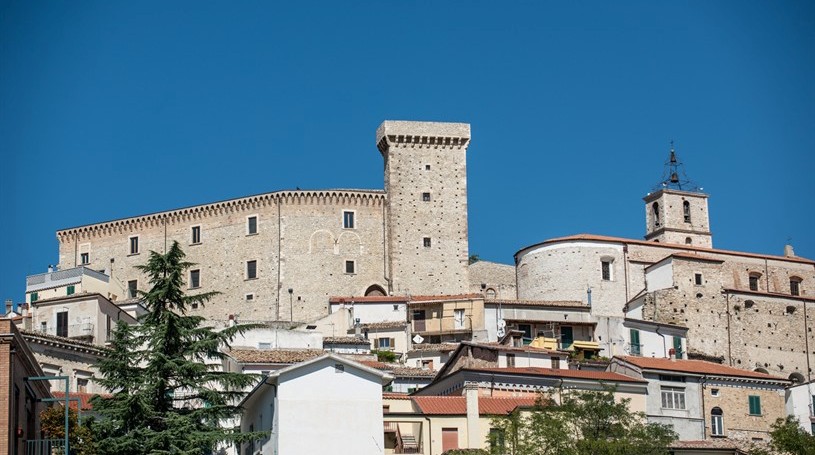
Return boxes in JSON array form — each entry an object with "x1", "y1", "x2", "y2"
[
  {"x1": 754, "y1": 367, "x2": 769, "y2": 374},
  {"x1": 790, "y1": 277, "x2": 802, "y2": 296},
  {"x1": 652, "y1": 202, "x2": 661, "y2": 227},
  {"x1": 485, "y1": 288, "x2": 497, "y2": 299},
  {"x1": 789, "y1": 372, "x2": 805, "y2": 384},
  {"x1": 685, "y1": 237, "x2": 692, "y2": 245},
  {"x1": 710, "y1": 407, "x2": 724, "y2": 436},
  {"x1": 683, "y1": 201, "x2": 691, "y2": 223},
  {"x1": 364, "y1": 285, "x2": 386, "y2": 297},
  {"x1": 748, "y1": 273, "x2": 761, "y2": 292}
]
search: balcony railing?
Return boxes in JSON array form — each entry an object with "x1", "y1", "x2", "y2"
[
  {"x1": 26, "y1": 439, "x2": 65, "y2": 455},
  {"x1": 38, "y1": 322, "x2": 94, "y2": 339},
  {"x1": 26, "y1": 266, "x2": 109, "y2": 293}
]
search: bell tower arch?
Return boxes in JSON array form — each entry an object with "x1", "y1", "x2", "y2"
[{"x1": 643, "y1": 144, "x2": 713, "y2": 248}]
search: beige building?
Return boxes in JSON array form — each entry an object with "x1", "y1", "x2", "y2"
[
  {"x1": 515, "y1": 149, "x2": 815, "y2": 381},
  {"x1": 55, "y1": 121, "x2": 475, "y2": 323}
]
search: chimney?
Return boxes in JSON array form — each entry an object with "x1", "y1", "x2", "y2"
[
  {"x1": 465, "y1": 382, "x2": 480, "y2": 448},
  {"x1": 47, "y1": 265, "x2": 53, "y2": 273},
  {"x1": 354, "y1": 318, "x2": 361, "y2": 338},
  {"x1": 228, "y1": 314, "x2": 236, "y2": 327},
  {"x1": 4, "y1": 299, "x2": 12, "y2": 316},
  {"x1": 784, "y1": 244, "x2": 795, "y2": 258},
  {"x1": 669, "y1": 348, "x2": 676, "y2": 361}
]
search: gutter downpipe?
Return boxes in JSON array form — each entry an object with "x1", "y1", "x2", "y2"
[
  {"x1": 725, "y1": 292, "x2": 733, "y2": 366},
  {"x1": 382, "y1": 196, "x2": 391, "y2": 294},
  {"x1": 700, "y1": 375, "x2": 707, "y2": 439},
  {"x1": 423, "y1": 416, "x2": 433, "y2": 455},
  {"x1": 623, "y1": 243, "x2": 630, "y2": 302},
  {"x1": 276, "y1": 200, "x2": 282, "y2": 321},
  {"x1": 655, "y1": 326, "x2": 666, "y2": 358}
]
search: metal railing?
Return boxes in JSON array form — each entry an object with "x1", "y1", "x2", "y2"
[
  {"x1": 26, "y1": 267, "x2": 109, "y2": 292},
  {"x1": 38, "y1": 322, "x2": 94, "y2": 339},
  {"x1": 26, "y1": 439, "x2": 65, "y2": 455}
]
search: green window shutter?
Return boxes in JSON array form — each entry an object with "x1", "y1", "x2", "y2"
[
  {"x1": 630, "y1": 329, "x2": 641, "y2": 355},
  {"x1": 673, "y1": 336, "x2": 682, "y2": 357},
  {"x1": 749, "y1": 395, "x2": 761, "y2": 415},
  {"x1": 67, "y1": 285, "x2": 75, "y2": 295},
  {"x1": 31, "y1": 292, "x2": 38, "y2": 302}
]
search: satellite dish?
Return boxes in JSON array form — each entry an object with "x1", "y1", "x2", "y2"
[
  {"x1": 413, "y1": 334, "x2": 424, "y2": 344},
  {"x1": 497, "y1": 319, "x2": 507, "y2": 338}
]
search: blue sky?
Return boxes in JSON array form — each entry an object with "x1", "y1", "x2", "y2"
[{"x1": 2, "y1": 1, "x2": 813, "y2": 303}]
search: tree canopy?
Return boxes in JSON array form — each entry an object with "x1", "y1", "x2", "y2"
[
  {"x1": 489, "y1": 388, "x2": 677, "y2": 455},
  {"x1": 91, "y1": 241, "x2": 263, "y2": 454}
]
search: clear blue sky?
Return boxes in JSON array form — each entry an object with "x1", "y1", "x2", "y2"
[{"x1": 2, "y1": 1, "x2": 813, "y2": 303}]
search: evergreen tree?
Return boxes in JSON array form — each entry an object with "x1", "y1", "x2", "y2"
[
  {"x1": 489, "y1": 389, "x2": 677, "y2": 455},
  {"x1": 91, "y1": 241, "x2": 263, "y2": 454}
]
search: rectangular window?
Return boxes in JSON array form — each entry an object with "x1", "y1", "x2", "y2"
[
  {"x1": 673, "y1": 336, "x2": 683, "y2": 359},
  {"x1": 246, "y1": 293, "x2": 254, "y2": 301},
  {"x1": 748, "y1": 395, "x2": 762, "y2": 415},
  {"x1": 425, "y1": 164, "x2": 431, "y2": 170},
  {"x1": 246, "y1": 260, "x2": 257, "y2": 279},
  {"x1": 601, "y1": 261, "x2": 612, "y2": 281},
  {"x1": 247, "y1": 216, "x2": 258, "y2": 235},
  {"x1": 190, "y1": 269, "x2": 200, "y2": 288},
  {"x1": 80, "y1": 253, "x2": 89, "y2": 265},
  {"x1": 128, "y1": 280, "x2": 138, "y2": 299},
  {"x1": 66, "y1": 285, "x2": 75, "y2": 296},
  {"x1": 345, "y1": 260, "x2": 355, "y2": 274},
  {"x1": 129, "y1": 236, "x2": 139, "y2": 255},
  {"x1": 695, "y1": 273, "x2": 703, "y2": 286},
  {"x1": 630, "y1": 329, "x2": 641, "y2": 356},
  {"x1": 77, "y1": 378, "x2": 88, "y2": 393},
  {"x1": 551, "y1": 357, "x2": 561, "y2": 369},
  {"x1": 377, "y1": 338, "x2": 394, "y2": 350},
  {"x1": 423, "y1": 237, "x2": 432, "y2": 248},
  {"x1": 258, "y1": 342, "x2": 272, "y2": 350},
  {"x1": 191, "y1": 226, "x2": 201, "y2": 244},
  {"x1": 56, "y1": 311, "x2": 68, "y2": 338},
  {"x1": 749, "y1": 275, "x2": 759, "y2": 291},
  {"x1": 106, "y1": 315, "x2": 112, "y2": 341},
  {"x1": 30, "y1": 292, "x2": 38, "y2": 303},
  {"x1": 711, "y1": 414, "x2": 724, "y2": 436},
  {"x1": 506, "y1": 353, "x2": 515, "y2": 367},
  {"x1": 343, "y1": 211, "x2": 355, "y2": 229},
  {"x1": 422, "y1": 192, "x2": 431, "y2": 202},
  {"x1": 790, "y1": 279, "x2": 801, "y2": 296},
  {"x1": 661, "y1": 386, "x2": 686, "y2": 410},
  {"x1": 454, "y1": 309, "x2": 465, "y2": 329}
]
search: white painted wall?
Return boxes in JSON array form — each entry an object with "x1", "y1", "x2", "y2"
[
  {"x1": 645, "y1": 260, "x2": 674, "y2": 292},
  {"x1": 622, "y1": 322, "x2": 686, "y2": 359},
  {"x1": 785, "y1": 381, "x2": 815, "y2": 434},
  {"x1": 231, "y1": 327, "x2": 323, "y2": 350},
  {"x1": 497, "y1": 351, "x2": 564, "y2": 369},
  {"x1": 330, "y1": 301, "x2": 408, "y2": 325}
]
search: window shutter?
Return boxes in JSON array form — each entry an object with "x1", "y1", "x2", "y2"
[
  {"x1": 390, "y1": 338, "x2": 395, "y2": 350},
  {"x1": 749, "y1": 396, "x2": 761, "y2": 415}
]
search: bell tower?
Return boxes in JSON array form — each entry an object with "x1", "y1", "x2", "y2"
[{"x1": 643, "y1": 144, "x2": 713, "y2": 248}]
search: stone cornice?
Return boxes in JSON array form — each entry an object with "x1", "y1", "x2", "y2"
[
  {"x1": 56, "y1": 189, "x2": 386, "y2": 240},
  {"x1": 21, "y1": 330, "x2": 108, "y2": 357},
  {"x1": 376, "y1": 121, "x2": 471, "y2": 155}
]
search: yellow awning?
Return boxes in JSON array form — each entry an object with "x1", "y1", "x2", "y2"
[{"x1": 571, "y1": 341, "x2": 601, "y2": 351}]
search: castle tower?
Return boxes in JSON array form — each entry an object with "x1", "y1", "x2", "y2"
[
  {"x1": 376, "y1": 121, "x2": 471, "y2": 296},
  {"x1": 643, "y1": 144, "x2": 713, "y2": 248}
]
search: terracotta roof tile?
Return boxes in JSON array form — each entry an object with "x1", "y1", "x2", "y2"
[
  {"x1": 412, "y1": 396, "x2": 538, "y2": 415},
  {"x1": 466, "y1": 367, "x2": 647, "y2": 383},
  {"x1": 228, "y1": 348, "x2": 324, "y2": 364},
  {"x1": 408, "y1": 343, "x2": 460, "y2": 352},
  {"x1": 330, "y1": 296, "x2": 410, "y2": 304},
  {"x1": 52, "y1": 392, "x2": 109, "y2": 411},
  {"x1": 617, "y1": 356, "x2": 787, "y2": 380},
  {"x1": 359, "y1": 321, "x2": 407, "y2": 330},
  {"x1": 359, "y1": 361, "x2": 436, "y2": 378},
  {"x1": 323, "y1": 337, "x2": 370, "y2": 345},
  {"x1": 408, "y1": 294, "x2": 482, "y2": 302},
  {"x1": 383, "y1": 392, "x2": 412, "y2": 400}
]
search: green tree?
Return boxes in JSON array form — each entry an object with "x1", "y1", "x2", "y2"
[
  {"x1": 750, "y1": 416, "x2": 815, "y2": 455},
  {"x1": 489, "y1": 389, "x2": 677, "y2": 455},
  {"x1": 91, "y1": 242, "x2": 264, "y2": 454},
  {"x1": 40, "y1": 405, "x2": 96, "y2": 455}
]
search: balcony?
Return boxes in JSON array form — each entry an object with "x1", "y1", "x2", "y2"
[
  {"x1": 37, "y1": 322, "x2": 95, "y2": 340},
  {"x1": 26, "y1": 266, "x2": 109, "y2": 294}
]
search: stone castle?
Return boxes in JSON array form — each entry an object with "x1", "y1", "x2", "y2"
[
  {"x1": 50, "y1": 120, "x2": 813, "y2": 380},
  {"x1": 55, "y1": 121, "x2": 475, "y2": 322}
]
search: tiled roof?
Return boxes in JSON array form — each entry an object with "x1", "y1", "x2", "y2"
[
  {"x1": 665, "y1": 252, "x2": 725, "y2": 263},
  {"x1": 359, "y1": 321, "x2": 407, "y2": 330},
  {"x1": 408, "y1": 294, "x2": 482, "y2": 302},
  {"x1": 486, "y1": 299, "x2": 588, "y2": 308},
  {"x1": 359, "y1": 361, "x2": 436, "y2": 378},
  {"x1": 52, "y1": 392, "x2": 109, "y2": 411},
  {"x1": 412, "y1": 396, "x2": 538, "y2": 415},
  {"x1": 409, "y1": 343, "x2": 460, "y2": 352},
  {"x1": 467, "y1": 367, "x2": 647, "y2": 383},
  {"x1": 228, "y1": 348, "x2": 324, "y2": 364},
  {"x1": 383, "y1": 392, "x2": 412, "y2": 400},
  {"x1": 323, "y1": 337, "x2": 370, "y2": 345},
  {"x1": 617, "y1": 356, "x2": 787, "y2": 380},
  {"x1": 330, "y1": 296, "x2": 410, "y2": 304},
  {"x1": 20, "y1": 329, "x2": 107, "y2": 353},
  {"x1": 462, "y1": 341, "x2": 565, "y2": 356},
  {"x1": 516, "y1": 233, "x2": 815, "y2": 265}
]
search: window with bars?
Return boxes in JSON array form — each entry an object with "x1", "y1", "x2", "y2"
[{"x1": 601, "y1": 260, "x2": 612, "y2": 281}]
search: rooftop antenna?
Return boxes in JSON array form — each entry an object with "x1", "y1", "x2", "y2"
[{"x1": 652, "y1": 141, "x2": 700, "y2": 192}]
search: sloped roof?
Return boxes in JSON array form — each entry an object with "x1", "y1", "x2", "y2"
[
  {"x1": 408, "y1": 343, "x2": 460, "y2": 352},
  {"x1": 466, "y1": 367, "x2": 647, "y2": 384},
  {"x1": 52, "y1": 391, "x2": 110, "y2": 411},
  {"x1": 359, "y1": 361, "x2": 437, "y2": 378},
  {"x1": 617, "y1": 356, "x2": 787, "y2": 381},
  {"x1": 227, "y1": 348, "x2": 324, "y2": 364},
  {"x1": 412, "y1": 396, "x2": 537, "y2": 415},
  {"x1": 323, "y1": 337, "x2": 370, "y2": 345},
  {"x1": 486, "y1": 299, "x2": 588, "y2": 308}
]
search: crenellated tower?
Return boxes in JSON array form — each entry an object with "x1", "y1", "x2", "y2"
[
  {"x1": 643, "y1": 144, "x2": 713, "y2": 248},
  {"x1": 376, "y1": 121, "x2": 471, "y2": 296}
]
